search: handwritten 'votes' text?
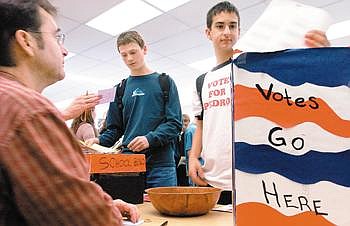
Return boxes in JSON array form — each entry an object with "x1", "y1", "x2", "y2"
[{"x1": 256, "y1": 83, "x2": 319, "y2": 110}]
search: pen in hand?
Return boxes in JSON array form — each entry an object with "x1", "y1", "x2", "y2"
[{"x1": 160, "y1": 220, "x2": 168, "y2": 226}]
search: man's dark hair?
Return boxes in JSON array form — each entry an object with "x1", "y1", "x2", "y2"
[
  {"x1": 206, "y1": 1, "x2": 240, "y2": 29},
  {"x1": 0, "y1": 0, "x2": 57, "y2": 66}
]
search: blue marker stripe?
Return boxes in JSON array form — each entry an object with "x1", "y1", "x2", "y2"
[
  {"x1": 235, "y1": 142, "x2": 350, "y2": 187},
  {"x1": 233, "y1": 48, "x2": 350, "y2": 87}
]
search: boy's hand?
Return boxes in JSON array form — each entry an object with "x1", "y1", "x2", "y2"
[
  {"x1": 85, "y1": 138, "x2": 99, "y2": 146},
  {"x1": 304, "y1": 30, "x2": 330, "y2": 48},
  {"x1": 188, "y1": 156, "x2": 208, "y2": 186},
  {"x1": 128, "y1": 136, "x2": 149, "y2": 152}
]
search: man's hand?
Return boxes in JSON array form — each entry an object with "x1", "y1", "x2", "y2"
[
  {"x1": 61, "y1": 94, "x2": 101, "y2": 120},
  {"x1": 304, "y1": 30, "x2": 330, "y2": 48},
  {"x1": 113, "y1": 199, "x2": 141, "y2": 223},
  {"x1": 127, "y1": 136, "x2": 149, "y2": 152},
  {"x1": 85, "y1": 138, "x2": 99, "y2": 146},
  {"x1": 188, "y1": 156, "x2": 208, "y2": 186}
]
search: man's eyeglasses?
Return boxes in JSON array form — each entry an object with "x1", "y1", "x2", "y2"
[
  {"x1": 55, "y1": 33, "x2": 66, "y2": 45},
  {"x1": 28, "y1": 30, "x2": 66, "y2": 45}
]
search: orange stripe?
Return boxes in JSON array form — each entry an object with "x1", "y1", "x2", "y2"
[
  {"x1": 234, "y1": 85, "x2": 350, "y2": 137},
  {"x1": 236, "y1": 202, "x2": 334, "y2": 226}
]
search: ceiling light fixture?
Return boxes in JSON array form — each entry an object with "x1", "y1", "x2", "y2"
[{"x1": 86, "y1": 0, "x2": 162, "y2": 36}]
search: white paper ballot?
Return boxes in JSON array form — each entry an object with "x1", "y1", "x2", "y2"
[
  {"x1": 234, "y1": 0, "x2": 333, "y2": 52},
  {"x1": 97, "y1": 87, "x2": 116, "y2": 105},
  {"x1": 123, "y1": 219, "x2": 144, "y2": 226}
]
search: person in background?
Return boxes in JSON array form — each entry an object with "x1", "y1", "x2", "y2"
[
  {"x1": 183, "y1": 117, "x2": 197, "y2": 186},
  {"x1": 0, "y1": 1, "x2": 139, "y2": 225},
  {"x1": 176, "y1": 114, "x2": 191, "y2": 186},
  {"x1": 71, "y1": 107, "x2": 98, "y2": 142},
  {"x1": 98, "y1": 110, "x2": 108, "y2": 135},
  {"x1": 189, "y1": 1, "x2": 331, "y2": 205},
  {"x1": 86, "y1": 31, "x2": 182, "y2": 189},
  {"x1": 182, "y1": 114, "x2": 191, "y2": 130}
]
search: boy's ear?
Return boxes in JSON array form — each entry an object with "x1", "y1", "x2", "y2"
[
  {"x1": 205, "y1": 28, "x2": 212, "y2": 41},
  {"x1": 14, "y1": 30, "x2": 36, "y2": 57},
  {"x1": 143, "y1": 45, "x2": 148, "y2": 55}
]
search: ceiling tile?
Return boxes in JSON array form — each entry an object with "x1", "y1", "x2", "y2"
[
  {"x1": 134, "y1": 13, "x2": 190, "y2": 44},
  {"x1": 56, "y1": 15, "x2": 80, "y2": 33},
  {"x1": 147, "y1": 57, "x2": 184, "y2": 72},
  {"x1": 43, "y1": 79, "x2": 82, "y2": 102},
  {"x1": 64, "y1": 55, "x2": 100, "y2": 74},
  {"x1": 324, "y1": 0, "x2": 350, "y2": 23},
  {"x1": 64, "y1": 25, "x2": 112, "y2": 53},
  {"x1": 50, "y1": 0, "x2": 124, "y2": 23},
  {"x1": 239, "y1": 1, "x2": 267, "y2": 32},
  {"x1": 168, "y1": 42, "x2": 214, "y2": 65},
  {"x1": 68, "y1": 74, "x2": 119, "y2": 90},
  {"x1": 168, "y1": 0, "x2": 224, "y2": 28},
  {"x1": 105, "y1": 57, "x2": 130, "y2": 71},
  {"x1": 145, "y1": 50, "x2": 164, "y2": 62},
  {"x1": 166, "y1": 65, "x2": 201, "y2": 80},
  {"x1": 149, "y1": 28, "x2": 207, "y2": 56},
  {"x1": 80, "y1": 38, "x2": 118, "y2": 62},
  {"x1": 169, "y1": 0, "x2": 264, "y2": 28},
  {"x1": 284, "y1": 0, "x2": 342, "y2": 7},
  {"x1": 194, "y1": 23, "x2": 206, "y2": 34},
  {"x1": 77, "y1": 62, "x2": 126, "y2": 80}
]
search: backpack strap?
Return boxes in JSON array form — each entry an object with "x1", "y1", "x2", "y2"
[
  {"x1": 113, "y1": 78, "x2": 127, "y2": 130},
  {"x1": 158, "y1": 73, "x2": 170, "y2": 103},
  {"x1": 159, "y1": 73, "x2": 181, "y2": 149},
  {"x1": 114, "y1": 74, "x2": 170, "y2": 126},
  {"x1": 196, "y1": 73, "x2": 206, "y2": 120},
  {"x1": 115, "y1": 78, "x2": 127, "y2": 110}
]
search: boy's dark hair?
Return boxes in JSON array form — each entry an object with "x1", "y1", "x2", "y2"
[
  {"x1": 0, "y1": 0, "x2": 57, "y2": 66},
  {"x1": 206, "y1": 1, "x2": 240, "y2": 29},
  {"x1": 116, "y1": 30, "x2": 145, "y2": 52}
]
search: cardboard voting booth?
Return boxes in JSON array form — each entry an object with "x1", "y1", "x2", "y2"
[{"x1": 233, "y1": 48, "x2": 350, "y2": 225}]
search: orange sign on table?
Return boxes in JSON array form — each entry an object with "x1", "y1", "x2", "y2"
[{"x1": 84, "y1": 153, "x2": 146, "y2": 173}]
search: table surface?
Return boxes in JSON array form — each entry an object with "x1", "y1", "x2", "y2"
[{"x1": 138, "y1": 202, "x2": 234, "y2": 226}]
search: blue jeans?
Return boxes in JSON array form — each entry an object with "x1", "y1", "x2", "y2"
[{"x1": 146, "y1": 166, "x2": 177, "y2": 188}]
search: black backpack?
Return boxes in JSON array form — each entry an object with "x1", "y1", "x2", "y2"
[{"x1": 195, "y1": 73, "x2": 207, "y2": 120}]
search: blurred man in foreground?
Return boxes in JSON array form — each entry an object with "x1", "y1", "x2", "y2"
[{"x1": 0, "y1": 0, "x2": 139, "y2": 225}]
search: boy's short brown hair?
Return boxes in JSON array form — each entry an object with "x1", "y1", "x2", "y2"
[
  {"x1": 116, "y1": 30, "x2": 145, "y2": 52},
  {"x1": 206, "y1": 1, "x2": 240, "y2": 29}
]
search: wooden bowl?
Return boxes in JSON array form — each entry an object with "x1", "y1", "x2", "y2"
[{"x1": 145, "y1": 186, "x2": 222, "y2": 216}]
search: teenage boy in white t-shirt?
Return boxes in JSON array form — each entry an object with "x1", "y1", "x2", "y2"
[{"x1": 189, "y1": 1, "x2": 330, "y2": 204}]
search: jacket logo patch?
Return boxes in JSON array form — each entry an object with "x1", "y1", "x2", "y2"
[{"x1": 132, "y1": 88, "x2": 145, "y2": 97}]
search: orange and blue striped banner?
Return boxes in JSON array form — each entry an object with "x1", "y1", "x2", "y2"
[{"x1": 233, "y1": 48, "x2": 350, "y2": 226}]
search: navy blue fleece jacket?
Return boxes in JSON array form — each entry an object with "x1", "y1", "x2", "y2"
[{"x1": 99, "y1": 72, "x2": 182, "y2": 168}]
